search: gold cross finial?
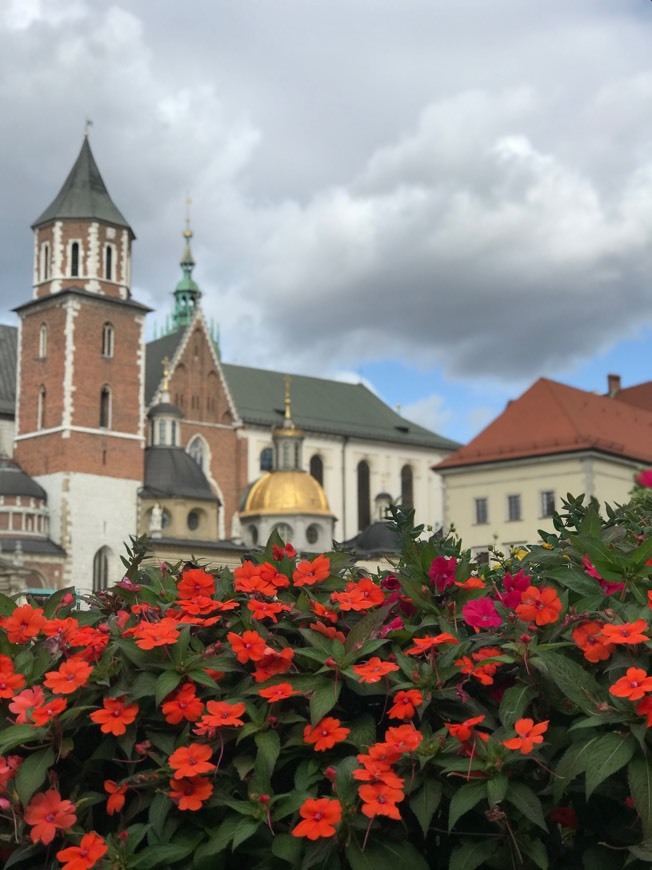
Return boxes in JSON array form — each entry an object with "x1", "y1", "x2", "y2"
[
  {"x1": 283, "y1": 375, "x2": 292, "y2": 421},
  {"x1": 184, "y1": 194, "x2": 193, "y2": 239},
  {"x1": 162, "y1": 357, "x2": 170, "y2": 392}
]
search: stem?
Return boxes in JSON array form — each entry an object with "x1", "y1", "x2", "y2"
[{"x1": 362, "y1": 817, "x2": 374, "y2": 851}]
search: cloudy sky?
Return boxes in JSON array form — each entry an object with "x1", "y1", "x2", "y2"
[{"x1": 1, "y1": 0, "x2": 652, "y2": 444}]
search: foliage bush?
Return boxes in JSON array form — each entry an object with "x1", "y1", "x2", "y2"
[{"x1": 2, "y1": 491, "x2": 652, "y2": 868}]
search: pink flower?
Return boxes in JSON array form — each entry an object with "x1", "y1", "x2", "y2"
[
  {"x1": 636, "y1": 469, "x2": 652, "y2": 488},
  {"x1": 462, "y1": 597, "x2": 502, "y2": 629},
  {"x1": 428, "y1": 556, "x2": 457, "y2": 592},
  {"x1": 582, "y1": 557, "x2": 624, "y2": 596},
  {"x1": 379, "y1": 617, "x2": 405, "y2": 638},
  {"x1": 497, "y1": 570, "x2": 530, "y2": 609}
]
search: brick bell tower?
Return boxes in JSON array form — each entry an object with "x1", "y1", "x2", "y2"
[{"x1": 13, "y1": 133, "x2": 150, "y2": 590}]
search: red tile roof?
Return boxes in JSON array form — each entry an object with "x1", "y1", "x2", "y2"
[
  {"x1": 614, "y1": 381, "x2": 652, "y2": 412},
  {"x1": 436, "y1": 377, "x2": 652, "y2": 470}
]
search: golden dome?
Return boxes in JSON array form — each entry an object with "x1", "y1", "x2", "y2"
[{"x1": 241, "y1": 471, "x2": 332, "y2": 517}]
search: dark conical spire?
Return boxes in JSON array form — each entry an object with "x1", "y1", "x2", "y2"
[{"x1": 32, "y1": 136, "x2": 133, "y2": 233}]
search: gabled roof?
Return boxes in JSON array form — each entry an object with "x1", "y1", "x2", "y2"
[
  {"x1": 32, "y1": 137, "x2": 132, "y2": 233},
  {"x1": 0, "y1": 325, "x2": 17, "y2": 417},
  {"x1": 614, "y1": 381, "x2": 652, "y2": 413},
  {"x1": 436, "y1": 377, "x2": 652, "y2": 471}
]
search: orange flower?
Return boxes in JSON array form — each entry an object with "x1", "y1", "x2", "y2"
[
  {"x1": 601, "y1": 620, "x2": 650, "y2": 645},
  {"x1": 405, "y1": 633, "x2": 459, "y2": 655},
  {"x1": 56, "y1": 831, "x2": 107, "y2": 870},
  {"x1": 0, "y1": 666, "x2": 26, "y2": 699},
  {"x1": 169, "y1": 743, "x2": 216, "y2": 779},
  {"x1": 24, "y1": 789, "x2": 77, "y2": 845},
  {"x1": 304, "y1": 717, "x2": 350, "y2": 751},
  {"x1": 358, "y1": 743, "x2": 402, "y2": 766},
  {"x1": 293, "y1": 555, "x2": 331, "y2": 586},
  {"x1": 104, "y1": 780, "x2": 128, "y2": 815},
  {"x1": 503, "y1": 718, "x2": 549, "y2": 754},
  {"x1": 132, "y1": 617, "x2": 181, "y2": 649},
  {"x1": 384, "y1": 723, "x2": 423, "y2": 753},
  {"x1": 257, "y1": 682, "x2": 300, "y2": 702},
  {"x1": 161, "y1": 683, "x2": 204, "y2": 724},
  {"x1": 515, "y1": 586, "x2": 563, "y2": 625},
  {"x1": 199, "y1": 700, "x2": 246, "y2": 728},
  {"x1": 31, "y1": 697, "x2": 67, "y2": 727},
  {"x1": 291, "y1": 797, "x2": 341, "y2": 839},
  {"x1": 610, "y1": 667, "x2": 652, "y2": 700},
  {"x1": 66, "y1": 625, "x2": 110, "y2": 661},
  {"x1": 309, "y1": 621, "x2": 346, "y2": 644},
  {"x1": 310, "y1": 601, "x2": 339, "y2": 624},
  {"x1": 43, "y1": 659, "x2": 93, "y2": 695},
  {"x1": 353, "y1": 761, "x2": 405, "y2": 789},
  {"x1": 233, "y1": 561, "x2": 279, "y2": 597},
  {"x1": 9, "y1": 686, "x2": 45, "y2": 723},
  {"x1": 90, "y1": 696, "x2": 139, "y2": 735},
  {"x1": 252, "y1": 646, "x2": 294, "y2": 683},
  {"x1": 388, "y1": 689, "x2": 423, "y2": 720},
  {"x1": 228, "y1": 630, "x2": 267, "y2": 664},
  {"x1": 445, "y1": 715, "x2": 489, "y2": 743},
  {"x1": 330, "y1": 578, "x2": 385, "y2": 611},
  {"x1": 2, "y1": 604, "x2": 46, "y2": 644},
  {"x1": 176, "y1": 568, "x2": 216, "y2": 599},
  {"x1": 455, "y1": 577, "x2": 486, "y2": 590},
  {"x1": 359, "y1": 782, "x2": 404, "y2": 819},
  {"x1": 636, "y1": 695, "x2": 652, "y2": 726},
  {"x1": 572, "y1": 621, "x2": 615, "y2": 663},
  {"x1": 168, "y1": 776, "x2": 214, "y2": 811},
  {"x1": 41, "y1": 616, "x2": 79, "y2": 640},
  {"x1": 353, "y1": 657, "x2": 399, "y2": 683},
  {"x1": 258, "y1": 562, "x2": 291, "y2": 590},
  {"x1": 248, "y1": 600, "x2": 292, "y2": 623}
]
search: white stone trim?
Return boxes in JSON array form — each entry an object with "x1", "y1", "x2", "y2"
[
  {"x1": 15, "y1": 426, "x2": 144, "y2": 442},
  {"x1": 62, "y1": 298, "x2": 78, "y2": 429}
]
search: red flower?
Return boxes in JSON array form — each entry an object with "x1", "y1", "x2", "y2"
[
  {"x1": 233, "y1": 561, "x2": 283, "y2": 596},
  {"x1": 330, "y1": 578, "x2": 385, "y2": 611},
  {"x1": 104, "y1": 780, "x2": 127, "y2": 815},
  {"x1": 228, "y1": 630, "x2": 267, "y2": 664},
  {"x1": 353, "y1": 657, "x2": 399, "y2": 683},
  {"x1": 610, "y1": 668, "x2": 652, "y2": 701},
  {"x1": 0, "y1": 664, "x2": 26, "y2": 699},
  {"x1": 252, "y1": 646, "x2": 294, "y2": 682},
  {"x1": 549, "y1": 806, "x2": 579, "y2": 829},
  {"x1": 161, "y1": 683, "x2": 205, "y2": 724},
  {"x1": 455, "y1": 577, "x2": 486, "y2": 590},
  {"x1": 461, "y1": 597, "x2": 502, "y2": 629},
  {"x1": 388, "y1": 689, "x2": 423, "y2": 720},
  {"x1": 132, "y1": 617, "x2": 181, "y2": 649},
  {"x1": 2, "y1": 604, "x2": 46, "y2": 643},
  {"x1": 291, "y1": 797, "x2": 341, "y2": 839},
  {"x1": 272, "y1": 542, "x2": 296, "y2": 560},
  {"x1": 292, "y1": 555, "x2": 331, "y2": 586},
  {"x1": 636, "y1": 469, "x2": 652, "y2": 487},
  {"x1": 90, "y1": 697, "x2": 139, "y2": 735},
  {"x1": 428, "y1": 556, "x2": 457, "y2": 592},
  {"x1": 359, "y1": 782, "x2": 404, "y2": 819},
  {"x1": 309, "y1": 621, "x2": 346, "y2": 644},
  {"x1": 405, "y1": 633, "x2": 458, "y2": 655},
  {"x1": 384, "y1": 723, "x2": 423, "y2": 753},
  {"x1": 31, "y1": 697, "x2": 67, "y2": 727},
  {"x1": 56, "y1": 831, "x2": 107, "y2": 870},
  {"x1": 310, "y1": 601, "x2": 339, "y2": 624},
  {"x1": 257, "y1": 682, "x2": 300, "y2": 702},
  {"x1": 24, "y1": 789, "x2": 77, "y2": 844},
  {"x1": 636, "y1": 695, "x2": 652, "y2": 726},
  {"x1": 176, "y1": 568, "x2": 216, "y2": 599},
  {"x1": 169, "y1": 743, "x2": 216, "y2": 779},
  {"x1": 199, "y1": 700, "x2": 246, "y2": 728},
  {"x1": 303, "y1": 717, "x2": 350, "y2": 751},
  {"x1": 503, "y1": 718, "x2": 549, "y2": 754},
  {"x1": 497, "y1": 570, "x2": 531, "y2": 609},
  {"x1": 515, "y1": 586, "x2": 562, "y2": 625},
  {"x1": 168, "y1": 776, "x2": 214, "y2": 811},
  {"x1": 601, "y1": 620, "x2": 649, "y2": 645},
  {"x1": 248, "y1": 600, "x2": 292, "y2": 623},
  {"x1": 572, "y1": 621, "x2": 615, "y2": 663},
  {"x1": 8, "y1": 686, "x2": 44, "y2": 723},
  {"x1": 445, "y1": 715, "x2": 489, "y2": 743},
  {"x1": 43, "y1": 659, "x2": 93, "y2": 695}
]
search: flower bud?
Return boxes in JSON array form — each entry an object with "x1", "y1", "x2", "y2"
[
  {"x1": 60, "y1": 593, "x2": 74, "y2": 607},
  {"x1": 324, "y1": 766, "x2": 337, "y2": 782},
  {"x1": 258, "y1": 794, "x2": 270, "y2": 805},
  {"x1": 519, "y1": 633, "x2": 532, "y2": 645},
  {"x1": 325, "y1": 657, "x2": 337, "y2": 669}
]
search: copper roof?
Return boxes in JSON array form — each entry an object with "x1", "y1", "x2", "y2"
[{"x1": 436, "y1": 377, "x2": 652, "y2": 470}]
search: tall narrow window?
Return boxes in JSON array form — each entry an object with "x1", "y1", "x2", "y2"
[
  {"x1": 507, "y1": 494, "x2": 522, "y2": 522},
  {"x1": 101, "y1": 323, "x2": 114, "y2": 357},
  {"x1": 310, "y1": 454, "x2": 324, "y2": 485},
  {"x1": 38, "y1": 324, "x2": 47, "y2": 358},
  {"x1": 37, "y1": 386, "x2": 46, "y2": 430},
  {"x1": 41, "y1": 242, "x2": 50, "y2": 281},
  {"x1": 188, "y1": 436, "x2": 205, "y2": 469},
  {"x1": 158, "y1": 419, "x2": 167, "y2": 444},
  {"x1": 540, "y1": 491, "x2": 555, "y2": 518},
  {"x1": 400, "y1": 465, "x2": 414, "y2": 508},
  {"x1": 100, "y1": 386, "x2": 111, "y2": 429},
  {"x1": 475, "y1": 497, "x2": 488, "y2": 525},
  {"x1": 260, "y1": 447, "x2": 273, "y2": 471},
  {"x1": 357, "y1": 460, "x2": 371, "y2": 531},
  {"x1": 105, "y1": 245, "x2": 113, "y2": 280},
  {"x1": 92, "y1": 547, "x2": 109, "y2": 592},
  {"x1": 71, "y1": 242, "x2": 79, "y2": 277}
]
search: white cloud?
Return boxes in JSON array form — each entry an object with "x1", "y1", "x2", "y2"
[{"x1": 401, "y1": 394, "x2": 452, "y2": 435}]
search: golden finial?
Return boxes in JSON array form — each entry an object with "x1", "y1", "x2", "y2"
[
  {"x1": 162, "y1": 357, "x2": 170, "y2": 392},
  {"x1": 84, "y1": 118, "x2": 93, "y2": 138},
  {"x1": 283, "y1": 375, "x2": 293, "y2": 422},
  {"x1": 184, "y1": 194, "x2": 193, "y2": 239}
]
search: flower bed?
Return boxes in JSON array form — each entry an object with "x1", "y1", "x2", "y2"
[{"x1": 2, "y1": 491, "x2": 652, "y2": 868}]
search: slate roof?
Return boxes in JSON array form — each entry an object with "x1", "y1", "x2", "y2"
[
  {"x1": 32, "y1": 137, "x2": 133, "y2": 233},
  {"x1": 436, "y1": 377, "x2": 652, "y2": 470},
  {"x1": 343, "y1": 520, "x2": 401, "y2": 557},
  {"x1": 0, "y1": 325, "x2": 17, "y2": 417},
  {"x1": 0, "y1": 458, "x2": 47, "y2": 500},
  {"x1": 141, "y1": 447, "x2": 219, "y2": 502},
  {"x1": 0, "y1": 539, "x2": 66, "y2": 556}
]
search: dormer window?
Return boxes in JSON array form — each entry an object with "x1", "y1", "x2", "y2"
[
  {"x1": 71, "y1": 242, "x2": 80, "y2": 277},
  {"x1": 102, "y1": 322, "x2": 114, "y2": 358}
]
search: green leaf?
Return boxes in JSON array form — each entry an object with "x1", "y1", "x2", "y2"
[
  {"x1": 42, "y1": 586, "x2": 76, "y2": 619},
  {"x1": 346, "y1": 838, "x2": 430, "y2": 870},
  {"x1": 294, "y1": 758, "x2": 322, "y2": 791},
  {"x1": 3, "y1": 844, "x2": 43, "y2": 869},
  {"x1": 309, "y1": 678, "x2": 342, "y2": 724},
  {"x1": 0, "y1": 591, "x2": 18, "y2": 616},
  {"x1": 504, "y1": 782, "x2": 547, "y2": 830},
  {"x1": 0, "y1": 724, "x2": 44, "y2": 755},
  {"x1": 155, "y1": 669, "x2": 183, "y2": 705},
  {"x1": 524, "y1": 838, "x2": 549, "y2": 869},
  {"x1": 629, "y1": 757, "x2": 652, "y2": 839},
  {"x1": 499, "y1": 683, "x2": 538, "y2": 728},
  {"x1": 346, "y1": 713, "x2": 376, "y2": 750},
  {"x1": 585, "y1": 733, "x2": 635, "y2": 799},
  {"x1": 554, "y1": 735, "x2": 602, "y2": 801},
  {"x1": 344, "y1": 605, "x2": 391, "y2": 654},
  {"x1": 449, "y1": 839, "x2": 498, "y2": 870},
  {"x1": 233, "y1": 754, "x2": 256, "y2": 782},
  {"x1": 534, "y1": 650, "x2": 606, "y2": 713},
  {"x1": 148, "y1": 792, "x2": 172, "y2": 839},
  {"x1": 131, "y1": 671, "x2": 158, "y2": 699},
  {"x1": 15, "y1": 747, "x2": 54, "y2": 807},
  {"x1": 232, "y1": 817, "x2": 261, "y2": 850},
  {"x1": 487, "y1": 774, "x2": 509, "y2": 807},
  {"x1": 134, "y1": 841, "x2": 197, "y2": 869},
  {"x1": 408, "y1": 777, "x2": 442, "y2": 837},
  {"x1": 271, "y1": 833, "x2": 302, "y2": 865},
  {"x1": 448, "y1": 781, "x2": 487, "y2": 830},
  {"x1": 252, "y1": 729, "x2": 281, "y2": 790},
  {"x1": 192, "y1": 814, "x2": 240, "y2": 864}
]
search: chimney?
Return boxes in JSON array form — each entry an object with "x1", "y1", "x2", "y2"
[{"x1": 607, "y1": 373, "x2": 621, "y2": 398}]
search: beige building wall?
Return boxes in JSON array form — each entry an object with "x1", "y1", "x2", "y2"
[{"x1": 440, "y1": 451, "x2": 641, "y2": 556}]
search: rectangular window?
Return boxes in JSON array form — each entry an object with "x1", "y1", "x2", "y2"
[
  {"x1": 540, "y1": 490, "x2": 555, "y2": 518},
  {"x1": 473, "y1": 548, "x2": 490, "y2": 565},
  {"x1": 474, "y1": 497, "x2": 488, "y2": 525},
  {"x1": 507, "y1": 494, "x2": 522, "y2": 522}
]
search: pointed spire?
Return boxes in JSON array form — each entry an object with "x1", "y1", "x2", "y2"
[
  {"x1": 32, "y1": 135, "x2": 132, "y2": 233},
  {"x1": 171, "y1": 198, "x2": 202, "y2": 331}
]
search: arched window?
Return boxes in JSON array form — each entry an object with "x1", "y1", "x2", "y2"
[
  {"x1": 260, "y1": 447, "x2": 273, "y2": 471},
  {"x1": 41, "y1": 243, "x2": 50, "y2": 281},
  {"x1": 400, "y1": 465, "x2": 414, "y2": 509},
  {"x1": 272, "y1": 522, "x2": 292, "y2": 543},
  {"x1": 71, "y1": 242, "x2": 80, "y2": 277},
  {"x1": 37, "y1": 386, "x2": 46, "y2": 430},
  {"x1": 38, "y1": 324, "x2": 47, "y2": 358},
  {"x1": 309, "y1": 455, "x2": 324, "y2": 485},
  {"x1": 92, "y1": 547, "x2": 110, "y2": 593},
  {"x1": 101, "y1": 323, "x2": 114, "y2": 358},
  {"x1": 357, "y1": 460, "x2": 371, "y2": 531},
  {"x1": 105, "y1": 245, "x2": 113, "y2": 281},
  {"x1": 188, "y1": 436, "x2": 205, "y2": 469},
  {"x1": 100, "y1": 386, "x2": 111, "y2": 429},
  {"x1": 158, "y1": 419, "x2": 167, "y2": 445}
]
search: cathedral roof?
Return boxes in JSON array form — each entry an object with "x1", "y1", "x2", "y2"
[
  {"x1": 0, "y1": 457, "x2": 47, "y2": 500},
  {"x1": 32, "y1": 137, "x2": 133, "y2": 233},
  {"x1": 141, "y1": 447, "x2": 219, "y2": 502},
  {"x1": 0, "y1": 325, "x2": 17, "y2": 417},
  {"x1": 343, "y1": 521, "x2": 401, "y2": 557},
  {"x1": 240, "y1": 470, "x2": 333, "y2": 517}
]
